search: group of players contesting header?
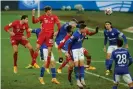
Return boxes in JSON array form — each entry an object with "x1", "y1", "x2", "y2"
[{"x1": 4, "y1": 6, "x2": 133, "y2": 89}]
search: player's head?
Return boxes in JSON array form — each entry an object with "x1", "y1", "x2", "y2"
[
  {"x1": 104, "y1": 21, "x2": 112, "y2": 30},
  {"x1": 79, "y1": 23, "x2": 86, "y2": 33},
  {"x1": 44, "y1": 6, "x2": 52, "y2": 15},
  {"x1": 117, "y1": 38, "x2": 123, "y2": 47},
  {"x1": 78, "y1": 20, "x2": 85, "y2": 24},
  {"x1": 21, "y1": 15, "x2": 28, "y2": 23},
  {"x1": 69, "y1": 21, "x2": 77, "y2": 28},
  {"x1": 66, "y1": 25, "x2": 72, "y2": 33}
]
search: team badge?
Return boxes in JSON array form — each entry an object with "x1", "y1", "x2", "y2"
[{"x1": 112, "y1": 33, "x2": 114, "y2": 35}]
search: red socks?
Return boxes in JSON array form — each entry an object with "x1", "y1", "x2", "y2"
[
  {"x1": 32, "y1": 51, "x2": 38, "y2": 65},
  {"x1": 13, "y1": 52, "x2": 18, "y2": 66},
  {"x1": 83, "y1": 48, "x2": 91, "y2": 65}
]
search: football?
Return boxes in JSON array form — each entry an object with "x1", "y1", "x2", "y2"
[
  {"x1": 4, "y1": 5, "x2": 10, "y2": 11},
  {"x1": 105, "y1": 7, "x2": 113, "y2": 15}
]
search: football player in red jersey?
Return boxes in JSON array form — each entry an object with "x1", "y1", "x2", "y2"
[
  {"x1": 31, "y1": 6, "x2": 61, "y2": 84},
  {"x1": 4, "y1": 15, "x2": 39, "y2": 73}
]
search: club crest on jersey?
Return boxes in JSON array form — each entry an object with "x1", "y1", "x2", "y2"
[
  {"x1": 44, "y1": 19, "x2": 48, "y2": 23},
  {"x1": 17, "y1": 25, "x2": 19, "y2": 29},
  {"x1": 23, "y1": 26, "x2": 25, "y2": 29},
  {"x1": 112, "y1": 33, "x2": 114, "y2": 36},
  {"x1": 51, "y1": 17, "x2": 54, "y2": 20}
]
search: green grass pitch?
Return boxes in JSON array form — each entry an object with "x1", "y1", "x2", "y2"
[{"x1": 1, "y1": 11, "x2": 133, "y2": 89}]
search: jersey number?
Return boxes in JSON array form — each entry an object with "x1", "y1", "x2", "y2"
[{"x1": 117, "y1": 54, "x2": 127, "y2": 64}]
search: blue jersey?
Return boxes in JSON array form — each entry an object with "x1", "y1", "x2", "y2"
[
  {"x1": 109, "y1": 48, "x2": 133, "y2": 75},
  {"x1": 55, "y1": 22, "x2": 69, "y2": 43},
  {"x1": 64, "y1": 29, "x2": 84, "y2": 51},
  {"x1": 104, "y1": 28, "x2": 127, "y2": 46},
  {"x1": 31, "y1": 28, "x2": 47, "y2": 49}
]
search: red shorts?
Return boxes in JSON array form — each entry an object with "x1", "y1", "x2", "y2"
[
  {"x1": 37, "y1": 32, "x2": 54, "y2": 47},
  {"x1": 10, "y1": 37, "x2": 29, "y2": 46}
]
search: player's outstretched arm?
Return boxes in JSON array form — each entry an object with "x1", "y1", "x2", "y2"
[
  {"x1": 117, "y1": 30, "x2": 128, "y2": 48},
  {"x1": 121, "y1": 34, "x2": 128, "y2": 48},
  {"x1": 86, "y1": 26, "x2": 99, "y2": 36},
  {"x1": 32, "y1": 9, "x2": 41, "y2": 24}
]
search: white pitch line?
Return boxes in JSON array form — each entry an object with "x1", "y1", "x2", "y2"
[
  {"x1": 91, "y1": 61, "x2": 104, "y2": 62},
  {"x1": 56, "y1": 61, "x2": 128, "y2": 87},
  {"x1": 60, "y1": 20, "x2": 133, "y2": 41}
]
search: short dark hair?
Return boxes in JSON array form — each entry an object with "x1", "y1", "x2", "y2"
[
  {"x1": 79, "y1": 23, "x2": 86, "y2": 29},
  {"x1": 44, "y1": 6, "x2": 52, "y2": 12},
  {"x1": 21, "y1": 15, "x2": 28, "y2": 20},
  {"x1": 78, "y1": 20, "x2": 85, "y2": 24},
  {"x1": 104, "y1": 21, "x2": 113, "y2": 29},
  {"x1": 66, "y1": 25, "x2": 72, "y2": 33},
  {"x1": 117, "y1": 39, "x2": 123, "y2": 47}
]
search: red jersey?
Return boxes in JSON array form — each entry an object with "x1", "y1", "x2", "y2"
[
  {"x1": 32, "y1": 14, "x2": 61, "y2": 33},
  {"x1": 4, "y1": 20, "x2": 30, "y2": 38}
]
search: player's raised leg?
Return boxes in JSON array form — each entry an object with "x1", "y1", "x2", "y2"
[
  {"x1": 67, "y1": 60, "x2": 74, "y2": 85},
  {"x1": 57, "y1": 55, "x2": 70, "y2": 73},
  {"x1": 25, "y1": 42, "x2": 40, "y2": 68},
  {"x1": 83, "y1": 48, "x2": 96, "y2": 70},
  {"x1": 26, "y1": 43, "x2": 40, "y2": 69}
]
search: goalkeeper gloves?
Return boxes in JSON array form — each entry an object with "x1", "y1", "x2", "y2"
[{"x1": 95, "y1": 26, "x2": 99, "y2": 33}]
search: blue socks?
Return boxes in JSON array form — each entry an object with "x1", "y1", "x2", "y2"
[
  {"x1": 105, "y1": 59, "x2": 110, "y2": 70},
  {"x1": 130, "y1": 87, "x2": 133, "y2": 89},
  {"x1": 80, "y1": 66, "x2": 84, "y2": 80},
  {"x1": 112, "y1": 86, "x2": 117, "y2": 89},
  {"x1": 40, "y1": 67, "x2": 56, "y2": 78},
  {"x1": 74, "y1": 66, "x2": 79, "y2": 80},
  {"x1": 74, "y1": 66, "x2": 85, "y2": 80},
  {"x1": 40, "y1": 67, "x2": 45, "y2": 77},
  {"x1": 51, "y1": 68, "x2": 56, "y2": 78}
]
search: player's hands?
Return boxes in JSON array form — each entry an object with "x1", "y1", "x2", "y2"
[
  {"x1": 32, "y1": 9, "x2": 35, "y2": 16},
  {"x1": 9, "y1": 31, "x2": 15, "y2": 36},
  {"x1": 22, "y1": 36, "x2": 27, "y2": 40},
  {"x1": 125, "y1": 44, "x2": 128, "y2": 49},
  {"x1": 28, "y1": 28, "x2": 32, "y2": 32},
  {"x1": 103, "y1": 46, "x2": 106, "y2": 52},
  {"x1": 54, "y1": 31, "x2": 58, "y2": 36},
  {"x1": 95, "y1": 26, "x2": 99, "y2": 33},
  {"x1": 65, "y1": 51, "x2": 70, "y2": 58}
]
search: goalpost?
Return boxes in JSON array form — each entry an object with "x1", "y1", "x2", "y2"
[{"x1": 37, "y1": 0, "x2": 40, "y2": 17}]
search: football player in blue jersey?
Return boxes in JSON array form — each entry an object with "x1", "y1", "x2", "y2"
[
  {"x1": 109, "y1": 39, "x2": 133, "y2": 89},
  {"x1": 64, "y1": 24, "x2": 87, "y2": 88},
  {"x1": 55, "y1": 20, "x2": 77, "y2": 73},
  {"x1": 103, "y1": 21, "x2": 128, "y2": 75}
]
